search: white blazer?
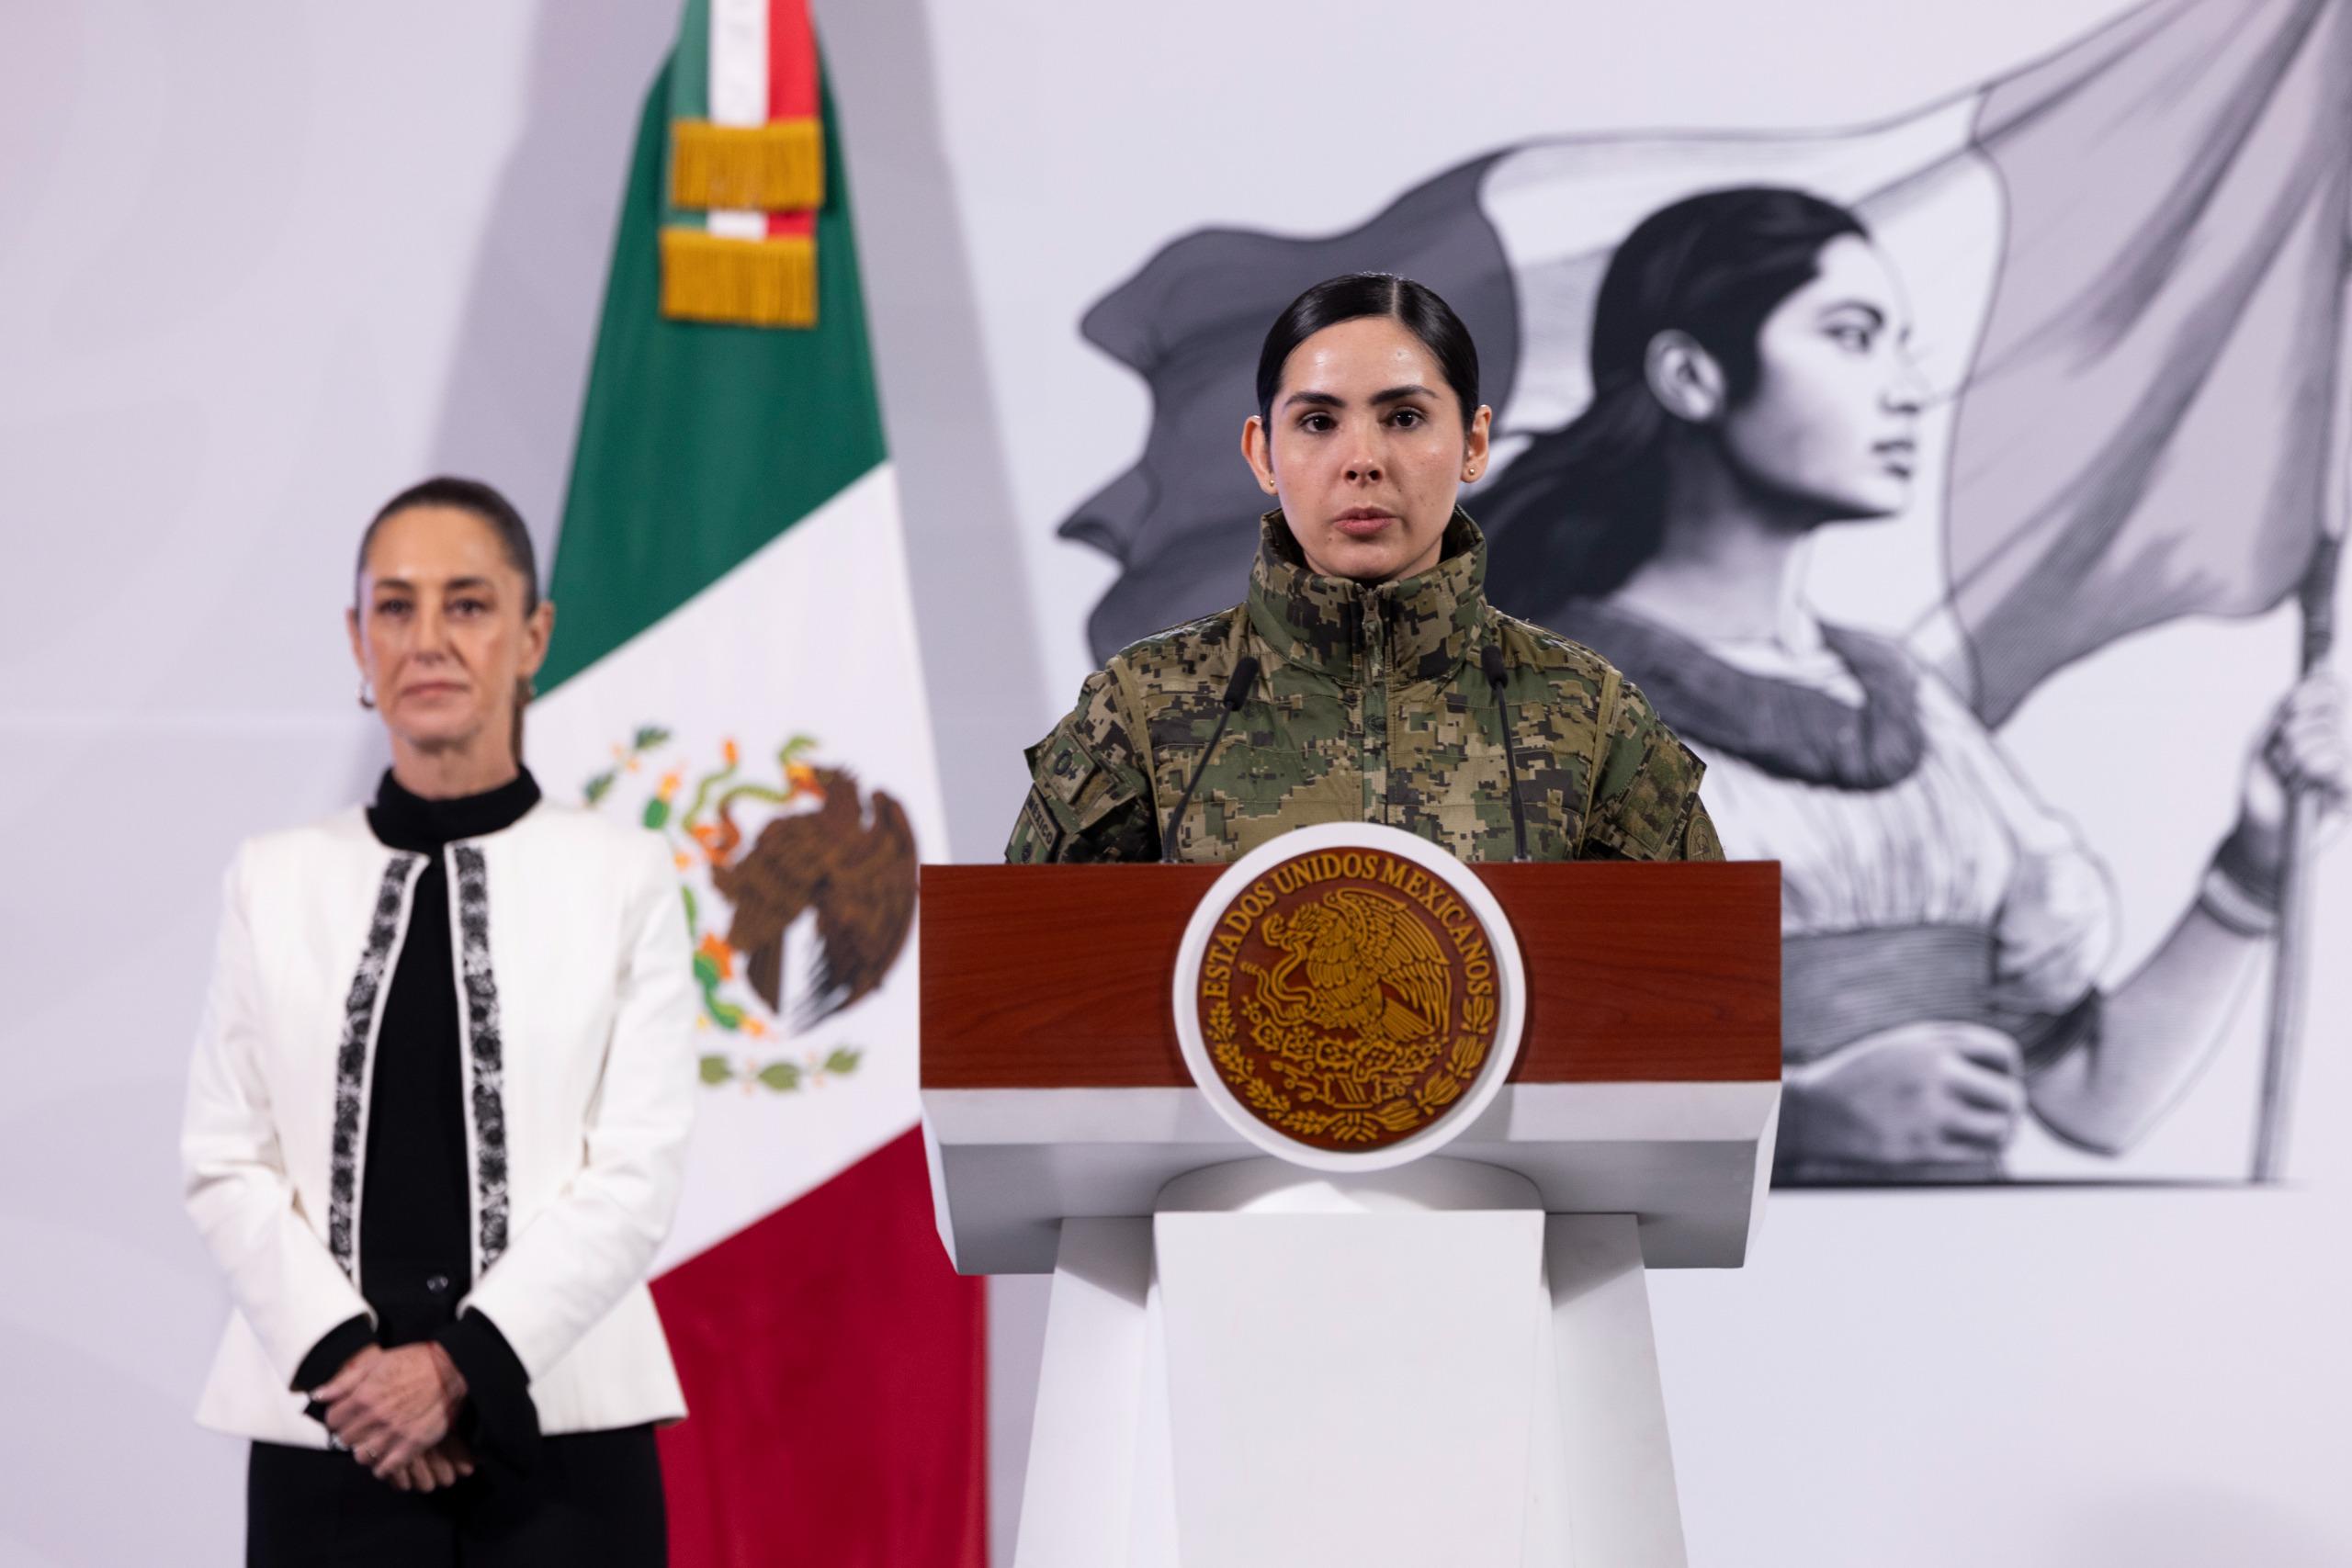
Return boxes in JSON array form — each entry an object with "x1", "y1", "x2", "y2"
[{"x1": 182, "y1": 799, "x2": 695, "y2": 1446}]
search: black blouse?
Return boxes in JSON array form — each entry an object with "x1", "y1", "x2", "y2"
[{"x1": 293, "y1": 768, "x2": 542, "y2": 1466}]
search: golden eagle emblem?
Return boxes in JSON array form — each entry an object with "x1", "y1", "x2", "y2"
[
  {"x1": 1251, "y1": 890, "x2": 1453, "y2": 1097},
  {"x1": 1202, "y1": 847, "x2": 1501, "y2": 1150}
]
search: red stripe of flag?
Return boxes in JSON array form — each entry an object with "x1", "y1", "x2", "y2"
[
  {"x1": 654, "y1": 1130, "x2": 988, "y2": 1567},
  {"x1": 768, "y1": 0, "x2": 819, "y2": 120}
]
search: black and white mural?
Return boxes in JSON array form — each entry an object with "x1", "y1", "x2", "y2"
[{"x1": 1059, "y1": 0, "x2": 2351, "y2": 1184}]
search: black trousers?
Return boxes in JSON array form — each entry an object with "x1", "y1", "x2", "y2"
[{"x1": 246, "y1": 1426, "x2": 666, "y2": 1567}]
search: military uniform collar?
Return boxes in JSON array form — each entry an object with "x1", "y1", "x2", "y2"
[{"x1": 1246, "y1": 508, "x2": 1487, "y2": 683}]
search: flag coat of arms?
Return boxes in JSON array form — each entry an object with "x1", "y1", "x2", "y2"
[{"x1": 526, "y1": 1, "x2": 984, "y2": 1561}]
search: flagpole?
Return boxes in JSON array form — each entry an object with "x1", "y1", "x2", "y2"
[{"x1": 2253, "y1": 533, "x2": 2344, "y2": 1183}]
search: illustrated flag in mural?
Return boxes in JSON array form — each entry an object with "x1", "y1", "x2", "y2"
[
  {"x1": 526, "y1": 4, "x2": 985, "y2": 1562},
  {"x1": 1066, "y1": 0, "x2": 2352, "y2": 724},
  {"x1": 1929, "y1": 0, "x2": 2350, "y2": 725}
]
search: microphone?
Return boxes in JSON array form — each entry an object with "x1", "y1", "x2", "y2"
[
  {"x1": 1161, "y1": 655, "x2": 1262, "y2": 861},
  {"x1": 1479, "y1": 644, "x2": 1532, "y2": 863}
]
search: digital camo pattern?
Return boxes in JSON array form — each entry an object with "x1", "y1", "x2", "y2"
[
  {"x1": 452, "y1": 846, "x2": 511, "y2": 1269},
  {"x1": 1007, "y1": 510, "x2": 1723, "y2": 866},
  {"x1": 329, "y1": 855, "x2": 419, "y2": 1281}
]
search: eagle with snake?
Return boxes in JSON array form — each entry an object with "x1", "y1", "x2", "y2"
[
  {"x1": 707, "y1": 767, "x2": 917, "y2": 1028},
  {"x1": 1251, "y1": 887, "x2": 1453, "y2": 1054}
]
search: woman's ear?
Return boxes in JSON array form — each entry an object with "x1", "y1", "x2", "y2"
[
  {"x1": 1644, "y1": 330, "x2": 1727, "y2": 424},
  {"x1": 1461, "y1": 404, "x2": 1494, "y2": 482},
  {"x1": 521, "y1": 599, "x2": 555, "y2": 679},
  {"x1": 1240, "y1": 415, "x2": 1279, "y2": 496}
]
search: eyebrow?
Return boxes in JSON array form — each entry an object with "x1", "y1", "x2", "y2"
[
  {"x1": 1819, "y1": 301, "x2": 1887, "y2": 329},
  {"x1": 1280, "y1": 384, "x2": 1437, "y2": 412},
  {"x1": 371, "y1": 575, "x2": 498, "y2": 593}
]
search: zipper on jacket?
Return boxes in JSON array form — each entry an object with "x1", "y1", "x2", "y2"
[{"x1": 1362, "y1": 603, "x2": 1389, "y2": 820}]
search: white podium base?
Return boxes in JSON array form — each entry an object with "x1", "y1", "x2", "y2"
[{"x1": 1012, "y1": 1159, "x2": 1686, "y2": 1568}]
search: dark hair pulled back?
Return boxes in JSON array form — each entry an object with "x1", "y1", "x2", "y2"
[
  {"x1": 1256, "y1": 272, "x2": 1482, "y2": 430},
  {"x1": 1480, "y1": 187, "x2": 1867, "y2": 601},
  {"x1": 356, "y1": 475, "x2": 540, "y2": 612}
]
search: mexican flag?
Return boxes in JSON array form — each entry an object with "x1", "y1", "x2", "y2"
[{"x1": 527, "y1": 2, "x2": 984, "y2": 1562}]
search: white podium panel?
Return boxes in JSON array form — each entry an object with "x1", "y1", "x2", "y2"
[
  {"x1": 926, "y1": 1079, "x2": 1781, "y2": 1274},
  {"x1": 1012, "y1": 1161, "x2": 1690, "y2": 1568},
  {"x1": 1013, "y1": 1218, "x2": 1160, "y2": 1568},
  {"x1": 1159, "y1": 1209, "x2": 1544, "y2": 1565}
]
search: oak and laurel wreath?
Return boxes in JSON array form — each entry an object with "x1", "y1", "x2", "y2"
[
  {"x1": 1204, "y1": 989, "x2": 1498, "y2": 1145},
  {"x1": 699, "y1": 1046, "x2": 864, "y2": 1094}
]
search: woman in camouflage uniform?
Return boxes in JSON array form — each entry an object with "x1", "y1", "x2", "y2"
[{"x1": 1007, "y1": 273, "x2": 1721, "y2": 867}]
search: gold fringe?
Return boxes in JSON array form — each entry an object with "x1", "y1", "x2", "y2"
[
  {"x1": 669, "y1": 118, "x2": 824, "y2": 212},
  {"x1": 661, "y1": 229, "x2": 818, "y2": 328}
]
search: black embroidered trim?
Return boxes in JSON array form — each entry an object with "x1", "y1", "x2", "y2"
[
  {"x1": 452, "y1": 846, "x2": 512, "y2": 1269},
  {"x1": 329, "y1": 856, "x2": 420, "y2": 1281}
]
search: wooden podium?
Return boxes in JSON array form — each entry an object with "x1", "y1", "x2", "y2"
[{"x1": 922, "y1": 851, "x2": 1780, "y2": 1567}]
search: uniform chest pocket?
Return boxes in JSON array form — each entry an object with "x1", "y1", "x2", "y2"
[
  {"x1": 1157, "y1": 746, "x2": 1343, "y2": 816},
  {"x1": 1437, "y1": 690, "x2": 1593, "y2": 754},
  {"x1": 1430, "y1": 693, "x2": 1589, "y2": 856},
  {"x1": 1151, "y1": 694, "x2": 1340, "y2": 807}
]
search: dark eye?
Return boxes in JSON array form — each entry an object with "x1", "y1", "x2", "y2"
[
  {"x1": 376, "y1": 598, "x2": 412, "y2": 619},
  {"x1": 1389, "y1": 407, "x2": 1424, "y2": 429},
  {"x1": 1298, "y1": 412, "x2": 1335, "y2": 434},
  {"x1": 450, "y1": 596, "x2": 490, "y2": 618},
  {"x1": 1828, "y1": 323, "x2": 1874, "y2": 352}
]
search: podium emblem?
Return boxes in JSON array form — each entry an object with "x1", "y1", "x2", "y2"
[{"x1": 1174, "y1": 824, "x2": 1524, "y2": 1168}]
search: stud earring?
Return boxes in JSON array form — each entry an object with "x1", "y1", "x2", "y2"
[{"x1": 358, "y1": 679, "x2": 377, "y2": 710}]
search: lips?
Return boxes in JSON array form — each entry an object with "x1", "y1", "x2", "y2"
[
  {"x1": 1331, "y1": 508, "x2": 1396, "y2": 538},
  {"x1": 1872, "y1": 437, "x2": 1917, "y2": 477}
]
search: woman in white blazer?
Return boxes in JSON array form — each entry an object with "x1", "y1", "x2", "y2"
[{"x1": 182, "y1": 478, "x2": 695, "y2": 1565}]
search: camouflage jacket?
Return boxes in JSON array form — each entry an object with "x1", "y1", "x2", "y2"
[{"x1": 1006, "y1": 510, "x2": 1723, "y2": 865}]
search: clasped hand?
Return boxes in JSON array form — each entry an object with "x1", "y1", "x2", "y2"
[
  {"x1": 315, "y1": 1343, "x2": 474, "y2": 1491},
  {"x1": 1783, "y1": 1021, "x2": 2025, "y2": 1168}
]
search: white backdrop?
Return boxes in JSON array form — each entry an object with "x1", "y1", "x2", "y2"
[{"x1": 3, "y1": 3, "x2": 2346, "y2": 1565}]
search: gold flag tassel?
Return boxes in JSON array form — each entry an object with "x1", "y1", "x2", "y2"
[
  {"x1": 669, "y1": 118, "x2": 825, "y2": 212},
  {"x1": 661, "y1": 229, "x2": 817, "y2": 329}
]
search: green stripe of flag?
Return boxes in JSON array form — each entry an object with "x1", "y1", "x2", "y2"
[
  {"x1": 543, "y1": 55, "x2": 887, "y2": 692},
  {"x1": 663, "y1": 0, "x2": 709, "y2": 231},
  {"x1": 670, "y1": 0, "x2": 712, "y2": 123}
]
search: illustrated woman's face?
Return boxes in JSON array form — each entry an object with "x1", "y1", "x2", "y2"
[
  {"x1": 1241, "y1": 316, "x2": 1492, "y2": 583},
  {"x1": 1720, "y1": 234, "x2": 1926, "y2": 523},
  {"x1": 347, "y1": 506, "x2": 550, "y2": 762}
]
